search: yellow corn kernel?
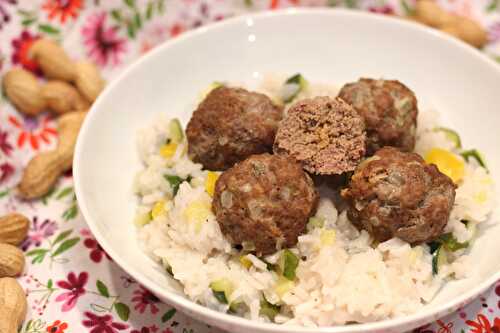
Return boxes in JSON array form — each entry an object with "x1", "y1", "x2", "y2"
[
  {"x1": 194, "y1": 220, "x2": 203, "y2": 234},
  {"x1": 205, "y1": 171, "x2": 220, "y2": 197},
  {"x1": 320, "y1": 229, "x2": 336, "y2": 246},
  {"x1": 239, "y1": 255, "x2": 253, "y2": 269},
  {"x1": 480, "y1": 176, "x2": 493, "y2": 185},
  {"x1": 183, "y1": 200, "x2": 211, "y2": 224},
  {"x1": 425, "y1": 148, "x2": 465, "y2": 183},
  {"x1": 275, "y1": 276, "x2": 295, "y2": 298},
  {"x1": 151, "y1": 200, "x2": 168, "y2": 219},
  {"x1": 159, "y1": 143, "x2": 178, "y2": 159},
  {"x1": 409, "y1": 246, "x2": 423, "y2": 266},
  {"x1": 134, "y1": 212, "x2": 151, "y2": 227},
  {"x1": 270, "y1": 95, "x2": 284, "y2": 107},
  {"x1": 474, "y1": 191, "x2": 488, "y2": 204}
]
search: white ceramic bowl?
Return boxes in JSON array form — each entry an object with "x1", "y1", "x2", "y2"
[{"x1": 74, "y1": 8, "x2": 500, "y2": 333}]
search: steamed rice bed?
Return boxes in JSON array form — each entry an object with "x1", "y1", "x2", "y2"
[{"x1": 134, "y1": 77, "x2": 495, "y2": 327}]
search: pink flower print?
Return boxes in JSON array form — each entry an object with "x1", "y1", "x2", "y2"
[
  {"x1": 80, "y1": 228, "x2": 92, "y2": 237},
  {"x1": 368, "y1": 4, "x2": 395, "y2": 15},
  {"x1": 413, "y1": 324, "x2": 434, "y2": 333},
  {"x1": 42, "y1": 0, "x2": 83, "y2": 24},
  {"x1": 0, "y1": 162, "x2": 14, "y2": 184},
  {"x1": 10, "y1": 30, "x2": 41, "y2": 73},
  {"x1": 20, "y1": 217, "x2": 57, "y2": 251},
  {"x1": 169, "y1": 23, "x2": 184, "y2": 38},
  {"x1": 8, "y1": 114, "x2": 57, "y2": 150},
  {"x1": 132, "y1": 286, "x2": 160, "y2": 314},
  {"x1": 489, "y1": 22, "x2": 500, "y2": 43},
  {"x1": 131, "y1": 327, "x2": 153, "y2": 333},
  {"x1": 81, "y1": 12, "x2": 127, "y2": 67},
  {"x1": 83, "y1": 236, "x2": 111, "y2": 263},
  {"x1": 0, "y1": 128, "x2": 13, "y2": 156},
  {"x1": 0, "y1": 0, "x2": 17, "y2": 29},
  {"x1": 82, "y1": 312, "x2": 128, "y2": 333},
  {"x1": 55, "y1": 272, "x2": 88, "y2": 312}
]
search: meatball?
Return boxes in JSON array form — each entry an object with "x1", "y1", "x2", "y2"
[
  {"x1": 212, "y1": 153, "x2": 319, "y2": 255},
  {"x1": 341, "y1": 147, "x2": 456, "y2": 244},
  {"x1": 186, "y1": 86, "x2": 283, "y2": 171},
  {"x1": 338, "y1": 78, "x2": 418, "y2": 155},
  {"x1": 273, "y1": 96, "x2": 366, "y2": 175}
]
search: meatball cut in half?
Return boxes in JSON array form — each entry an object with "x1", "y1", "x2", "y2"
[
  {"x1": 341, "y1": 147, "x2": 456, "y2": 244},
  {"x1": 273, "y1": 96, "x2": 366, "y2": 175},
  {"x1": 186, "y1": 86, "x2": 283, "y2": 171},
  {"x1": 338, "y1": 78, "x2": 418, "y2": 155},
  {"x1": 213, "y1": 153, "x2": 319, "y2": 256}
]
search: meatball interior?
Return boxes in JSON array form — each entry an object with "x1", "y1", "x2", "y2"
[
  {"x1": 341, "y1": 147, "x2": 456, "y2": 244},
  {"x1": 186, "y1": 87, "x2": 283, "y2": 171},
  {"x1": 213, "y1": 153, "x2": 319, "y2": 255},
  {"x1": 273, "y1": 96, "x2": 366, "y2": 175},
  {"x1": 338, "y1": 78, "x2": 418, "y2": 155}
]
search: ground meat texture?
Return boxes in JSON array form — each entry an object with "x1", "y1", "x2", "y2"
[
  {"x1": 341, "y1": 147, "x2": 456, "y2": 244},
  {"x1": 338, "y1": 78, "x2": 418, "y2": 155},
  {"x1": 212, "y1": 153, "x2": 319, "y2": 255},
  {"x1": 186, "y1": 87, "x2": 283, "y2": 171},
  {"x1": 273, "y1": 96, "x2": 366, "y2": 175}
]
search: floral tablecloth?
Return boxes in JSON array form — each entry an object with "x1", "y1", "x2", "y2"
[{"x1": 1, "y1": 0, "x2": 500, "y2": 332}]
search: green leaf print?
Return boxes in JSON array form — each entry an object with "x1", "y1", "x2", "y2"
[
  {"x1": 23, "y1": 319, "x2": 33, "y2": 332},
  {"x1": 0, "y1": 189, "x2": 9, "y2": 199},
  {"x1": 56, "y1": 187, "x2": 73, "y2": 199},
  {"x1": 17, "y1": 9, "x2": 38, "y2": 28},
  {"x1": 134, "y1": 12, "x2": 142, "y2": 29},
  {"x1": 344, "y1": 0, "x2": 357, "y2": 8},
  {"x1": 52, "y1": 230, "x2": 73, "y2": 246},
  {"x1": 97, "y1": 280, "x2": 110, "y2": 297},
  {"x1": 21, "y1": 318, "x2": 46, "y2": 333},
  {"x1": 25, "y1": 229, "x2": 80, "y2": 265},
  {"x1": 47, "y1": 279, "x2": 53, "y2": 289},
  {"x1": 400, "y1": 0, "x2": 414, "y2": 15},
  {"x1": 111, "y1": 9, "x2": 123, "y2": 22},
  {"x1": 26, "y1": 249, "x2": 49, "y2": 264},
  {"x1": 162, "y1": 308, "x2": 177, "y2": 322},
  {"x1": 487, "y1": 0, "x2": 499, "y2": 11},
  {"x1": 41, "y1": 187, "x2": 56, "y2": 205},
  {"x1": 62, "y1": 203, "x2": 78, "y2": 220},
  {"x1": 22, "y1": 18, "x2": 36, "y2": 27},
  {"x1": 38, "y1": 24, "x2": 60, "y2": 35},
  {"x1": 115, "y1": 302, "x2": 131, "y2": 321},
  {"x1": 113, "y1": 0, "x2": 165, "y2": 39},
  {"x1": 51, "y1": 237, "x2": 80, "y2": 257},
  {"x1": 127, "y1": 21, "x2": 136, "y2": 38},
  {"x1": 158, "y1": 0, "x2": 165, "y2": 13},
  {"x1": 124, "y1": 0, "x2": 136, "y2": 9},
  {"x1": 18, "y1": 9, "x2": 34, "y2": 16},
  {"x1": 146, "y1": 2, "x2": 154, "y2": 20}
]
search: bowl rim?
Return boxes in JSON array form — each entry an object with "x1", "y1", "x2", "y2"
[{"x1": 74, "y1": 7, "x2": 500, "y2": 332}]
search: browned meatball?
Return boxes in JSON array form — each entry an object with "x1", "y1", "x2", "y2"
[
  {"x1": 273, "y1": 96, "x2": 366, "y2": 175},
  {"x1": 213, "y1": 153, "x2": 319, "y2": 255},
  {"x1": 341, "y1": 147, "x2": 456, "y2": 244},
  {"x1": 186, "y1": 87, "x2": 283, "y2": 171},
  {"x1": 338, "y1": 78, "x2": 418, "y2": 155}
]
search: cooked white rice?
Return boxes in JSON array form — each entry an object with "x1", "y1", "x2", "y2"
[{"x1": 134, "y1": 77, "x2": 496, "y2": 326}]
